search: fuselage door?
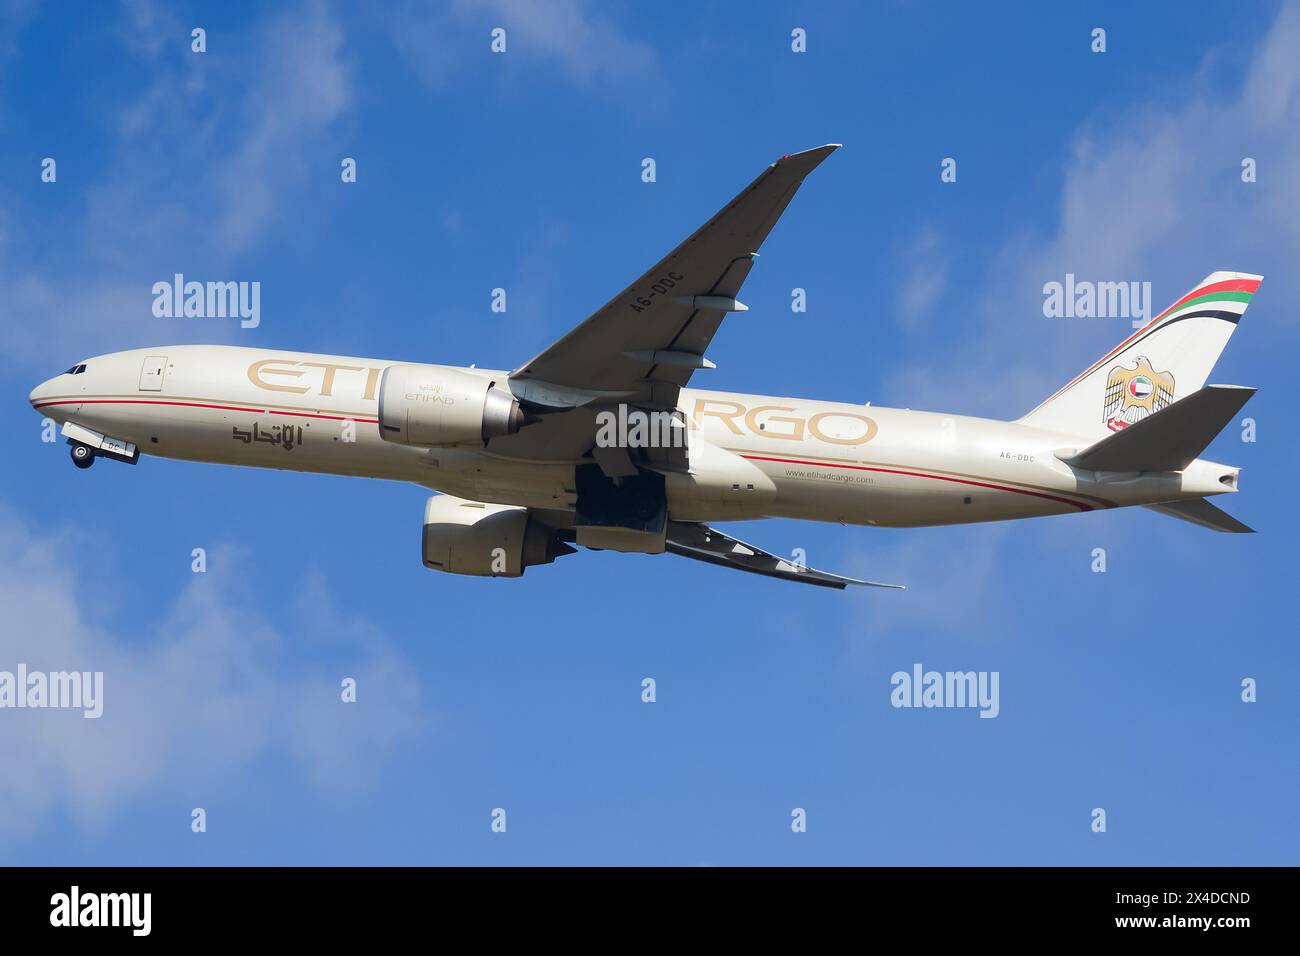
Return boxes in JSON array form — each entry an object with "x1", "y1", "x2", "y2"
[{"x1": 139, "y1": 355, "x2": 168, "y2": 391}]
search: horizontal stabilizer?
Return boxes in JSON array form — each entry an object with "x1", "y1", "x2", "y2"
[
  {"x1": 1144, "y1": 498, "x2": 1255, "y2": 533},
  {"x1": 1064, "y1": 385, "x2": 1255, "y2": 472},
  {"x1": 666, "y1": 521, "x2": 904, "y2": 590}
]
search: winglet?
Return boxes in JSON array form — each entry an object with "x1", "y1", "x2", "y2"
[{"x1": 775, "y1": 144, "x2": 841, "y2": 175}]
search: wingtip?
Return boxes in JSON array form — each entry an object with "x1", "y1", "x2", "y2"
[{"x1": 778, "y1": 143, "x2": 842, "y2": 164}]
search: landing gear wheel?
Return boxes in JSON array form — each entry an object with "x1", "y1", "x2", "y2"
[{"x1": 70, "y1": 443, "x2": 95, "y2": 469}]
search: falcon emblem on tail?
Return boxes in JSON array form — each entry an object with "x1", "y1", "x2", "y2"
[{"x1": 1103, "y1": 356, "x2": 1175, "y2": 431}]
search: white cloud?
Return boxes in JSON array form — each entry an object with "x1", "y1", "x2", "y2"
[
  {"x1": 1, "y1": 0, "x2": 651, "y2": 373},
  {"x1": 896, "y1": 227, "x2": 949, "y2": 330},
  {"x1": 385, "y1": 0, "x2": 654, "y2": 91},
  {"x1": 886, "y1": 2, "x2": 1300, "y2": 419},
  {"x1": 469, "y1": 0, "x2": 654, "y2": 83},
  {"x1": 114, "y1": 0, "x2": 180, "y2": 60},
  {"x1": 0, "y1": 0, "x2": 40, "y2": 59},
  {"x1": 213, "y1": 0, "x2": 352, "y2": 253},
  {"x1": 845, "y1": 523, "x2": 1011, "y2": 636},
  {"x1": 0, "y1": 508, "x2": 427, "y2": 839},
  {"x1": 0, "y1": 0, "x2": 354, "y2": 370},
  {"x1": 8, "y1": 276, "x2": 166, "y2": 377},
  {"x1": 844, "y1": 7, "x2": 1300, "y2": 649}
]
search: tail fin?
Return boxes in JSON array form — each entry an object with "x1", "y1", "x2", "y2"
[{"x1": 1018, "y1": 271, "x2": 1262, "y2": 439}]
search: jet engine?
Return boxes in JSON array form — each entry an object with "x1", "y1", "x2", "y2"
[
  {"x1": 379, "y1": 365, "x2": 525, "y2": 447},
  {"x1": 421, "y1": 495, "x2": 574, "y2": 577}
]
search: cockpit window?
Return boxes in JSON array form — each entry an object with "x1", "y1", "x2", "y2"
[{"x1": 64, "y1": 364, "x2": 87, "y2": 375}]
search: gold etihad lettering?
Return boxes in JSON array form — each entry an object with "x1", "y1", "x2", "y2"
[
  {"x1": 248, "y1": 360, "x2": 383, "y2": 400},
  {"x1": 690, "y1": 398, "x2": 877, "y2": 446}
]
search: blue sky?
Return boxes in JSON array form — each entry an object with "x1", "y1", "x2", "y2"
[{"x1": 1, "y1": 0, "x2": 1298, "y2": 864}]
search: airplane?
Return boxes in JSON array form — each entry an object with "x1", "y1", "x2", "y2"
[{"x1": 28, "y1": 145, "x2": 1260, "y2": 589}]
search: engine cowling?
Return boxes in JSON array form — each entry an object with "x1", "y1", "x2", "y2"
[
  {"x1": 422, "y1": 495, "x2": 572, "y2": 577},
  {"x1": 379, "y1": 364, "x2": 524, "y2": 447}
]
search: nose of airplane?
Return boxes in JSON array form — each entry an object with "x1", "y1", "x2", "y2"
[{"x1": 29, "y1": 377, "x2": 57, "y2": 412}]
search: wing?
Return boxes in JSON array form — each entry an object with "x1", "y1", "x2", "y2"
[
  {"x1": 665, "y1": 521, "x2": 905, "y2": 590},
  {"x1": 509, "y1": 145, "x2": 841, "y2": 410}
]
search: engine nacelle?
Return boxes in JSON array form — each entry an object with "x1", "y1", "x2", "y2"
[
  {"x1": 422, "y1": 495, "x2": 572, "y2": 577},
  {"x1": 379, "y1": 364, "x2": 524, "y2": 447}
]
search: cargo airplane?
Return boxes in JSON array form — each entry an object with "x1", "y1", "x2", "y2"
[{"x1": 28, "y1": 146, "x2": 1259, "y2": 588}]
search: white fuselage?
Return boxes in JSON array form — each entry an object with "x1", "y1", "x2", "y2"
[{"x1": 28, "y1": 345, "x2": 1238, "y2": 528}]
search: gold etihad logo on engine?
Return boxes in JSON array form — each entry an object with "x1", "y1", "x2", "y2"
[
  {"x1": 247, "y1": 359, "x2": 384, "y2": 399},
  {"x1": 690, "y1": 398, "x2": 878, "y2": 446}
]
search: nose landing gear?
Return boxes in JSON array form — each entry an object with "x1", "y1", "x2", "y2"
[
  {"x1": 70, "y1": 443, "x2": 95, "y2": 469},
  {"x1": 61, "y1": 423, "x2": 138, "y2": 467}
]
